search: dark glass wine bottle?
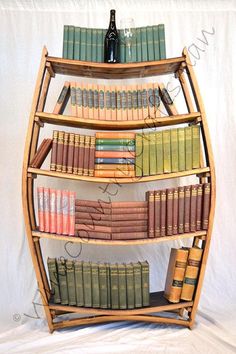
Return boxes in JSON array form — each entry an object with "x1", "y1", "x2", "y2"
[{"x1": 104, "y1": 9, "x2": 119, "y2": 63}]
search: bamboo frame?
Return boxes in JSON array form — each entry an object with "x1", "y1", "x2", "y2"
[{"x1": 22, "y1": 47, "x2": 215, "y2": 332}]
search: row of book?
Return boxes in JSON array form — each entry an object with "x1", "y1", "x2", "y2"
[
  {"x1": 135, "y1": 125, "x2": 201, "y2": 177},
  {"x1": 146, "y1": 183, "x2": 210, "y2": 238},
  {"x1": 50, "y1": 131, "x2": 95, "y2": 176},
  {"x1": 62, "y1": 25, "x2": 166, "y2": 62},
  {"x1": 164, "y1": 246, "x2": 203, "y2": 303},
  {"x1": 48, "y1": 259, "x2": 150, "y2": 309},
  {"x1": 75, "y1": 199, "x2": 148, "y2": 240},
  {"x1": 37, "y1": 187, "x2": 76, "y2": 236}
]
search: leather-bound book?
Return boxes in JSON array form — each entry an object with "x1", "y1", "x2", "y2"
[
  {"x1": 62, "y1": 190, "x2": 69, "y2": 235},
  {"x1": 154, "y1": 190, "x2": 161, "y2": 237},
  {"x1": 131, "y1": 85, "x2": 138, "y2": 120},
  {"x1": 140, "y1": 261, "x2": 150, "y2": 306},
  {"x1": 37, "y1": 187, "x2": 44, "y2": 232},
  {"x1": 110, "y1": 264, "x2": 119, "y2": 309},
  {"x1": 121, "y1": 85, "x2": 128, "y2": 121},
  {"x1": 112, "y1": 207, "x2": 147, "y2": 214},
  {"x1": 160, "y1": 189, "x2": 167, "y2": 236},
  {"x1": 56, "y1": 189, "x2": 62, "y2": 235},
  {"x1": 61, "y1": 132, "x2": 69, "y2": 173},
  {"x1": 75, "y1": 211, "x2": 111, "y2": 221},
  {"x1": 111, "y1": 85, "x2": 117, "y2": 121},
  {"x1": 89, "y1": 136, "x2": 95, "y2": 176},
  {"x1": 116, "y1": 86, "x2": 122, "y2": 121},
  {"x1": 99, "y1": 263, "x2": 108, "y2": 309},
  {"x1": 68, "y1": 191, "x2": 76, "y2": 236},
  {"x1": 56, "y1": 131, "x2": 64, "y2": 172},
  {"x1": 83, "y1": 262, "x2": 92, "y2": 307},
  {"x1": 88, "y1": 83, "x2": 94, "y2": 119},
  {"x1": 83, "y1": 135, "x2": 90, "y2": 176},
  {"x1": 178, "y1": 186, "x2": 185, "y2": 234},
  {"x1": 30, "y1": 139, "x2": 52, "y2": 168},
  {"x1": 75, "y1": 224, "x2": 111, "y2": 233},
  {"x1": 173, "y1": 188, "x2": 178, "y2": 235},
  {"x1": 74, "y1": 260, "x2": 84, "y2": 306},
  {"x1": 112, "y1": 231, "x2": 148, "y2": 240},
  {"x1": 118, "y1": 264, "x2": 127, "y2": 309},
  {"x1": 53, "y1": 81, "x2": 70, "y2": 114},
  {"x1": 202, "y1": 183, "x2": 211, "y2": 230},
  {"x1": 166, "y1": 188, "x2": 174, "y2": 236},
  {"x1": 111, "y1": 213, "x2": 148, "y2": 221},
  {"x1": 98, "y1": 84, "x2": 105, "y2": 120},
  {"x1": 126, "y1": 263, "x2": 135, "y2": 309},
  {"x1": 137, "y1": 84, "x2": 143, "y2": 120},
  {"x1": 43, "y1": 188, "x2": 50, "y2": 233},
  {"x1": 57, "y1": 259, "x2": 69, "y2": 305},
  {"x1": 66, "y1": 260, "x2": 76, "y2": 306},
  {"x1": 49, "y1": 189, "x2": 56, "y2": 234},
  {"x1": 133, "y1": 262, "x2": 142, "y2": 308},
  {"x1": 112, "y1": 201, "x2": 147, "y2": 208},
  {"x1": 147, "y1": 191, "x2": 155, "y2": 238},
  {"x1": 147, "y1": 83, "x2": 155, "y2": 119},
  {"x1": 91, "y1": 263, "x2": 100, "y2": 308},
  {"x1": 159, "y1": 83, "x2": 178, "y2": 116},
  {"x1": 196, "y1": 184, "x2": 203, "y2": 231},
  {"x1": 112, "y1": 220, "x2": 147, "y2": 227},
  {"x1": 82, "y1": 83, "x2": 89, "y2": 119},
  {"x1": 190, "y1": 184, "x2": 198, "y2": 232},
  {"x1": 93, "y1": 84, "x2": 99, "y2": 119},
  {"x1": 127, "y1": 86, "x2": 133, "y2": 121},
  {"x1": 67, "y1": 133, "x2": 75, "y2": 174},
  {"x1": 111, "y1": 225, "x2": 147, "y2": 233},
  {"x1": 164, "y1": 248, "x2": 189, "y2": 303},
  {"x1": 50, "y1": 130, "x2": 58, "y2": 171},
  {"x1": 105, "y1": 85, "x2": 111, "y2": 121},
  {"x1": 78, "y1": 135, "x2": 85, "y2": 176},
  {"x1": 47, "y1": 258, "x2": 61, "y2": 303},
  {"x1": 184, "y1": 185, "x2": 191, "y2": 233},
  {"x1": 75, "y1": 205, "x2": 111, "y2": 215},
  {"x1": 73, "y1": 134, "x2": 80, "y2": 174}
]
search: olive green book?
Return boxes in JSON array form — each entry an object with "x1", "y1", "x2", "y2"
[
  {"x1": 153, "y1": 25, "x2": 160, "y2": 61},
  {"x1": 83, "y1": 261, "x2": 92, "y2": 307},
  {"x1": 133, "y1": 262, "x2": 142, "y2": 308},
  {"x1": 62, "y1": 25, "x2": 69, "y2": 58},
  {"x1": 110, "y1": 263, "x2": 119, "y2": 309},
  {"x1": 156, "y1": 131, "x2": 164, "y2": 174},
  {"x1": 126, "y1": 263, "x2": 135, "y2": 309},
  {"x1": 91, "y1": 262, "x2": 100, "y2": 308},
  {"x1": 185, "y1": 126, "x2": 193, "y2": 170},
  {"x1": 47, "y1": 258, "x2": 61, "y2": 304},
  {"x1": 68, "y1": 25, "x2": 75, "y2": 59},
  {"x1": 135, "y1": 133, "x2": 143, "y2": 177},
  {"x1": 118, "y1": 264, "x2": 127, "y2": 309},
  {"x1": 158, "y1": 24, "x2": 166, "y2": 59},
  {"x1": 149, "y1": 132, "x2": 157, "y2": 175},
  {"x1": 74, "y1": 260, "x2": 84, "y2": 306},
  {"x1": 142, "y1": 133, "x2": 150, "y2": 176},
  {"x1": 140, "y1": 261, "x2": 150, "y2": 306},
  {"x1": 106, "y1": 263, "x2": 111, "y2": 308},
  {"x1": 136, "y1": 27, "x2": 142, "y2": 62},
  {"x1": 178, "y1": 128, "x2": 186, "y2": 171},
  {"x1": 74, "y1": 27, "x2": 81, "y2": 60},
  {"x1": 66, "y1": 260, "x2": 76, "y2": 306},
  {"x1": 86, "y1": 28, "x2": 92, "y2": 62},
  {"x1": 141, "y1": 27, "x2": 148, "y2": 62},
  {"x1": 147, "y1": 26, "x2": 154, "y2": 61},
  {"x1": 163, "y1": 129, "x2": 171, "y2": 173},
  {"x1": 57, "y1": 259, "x2": 69, "y2": 305},
  {"x1": 91, "y1": 28, "x2": 97, "y2": 62},
  {"x1": 99, "y1": 263, "x2": 108, "y2": 308},
  {"x1": 192, "y1": 125, "x2": 200, "y2": 168},
  {"x1": 80, "y1": 27, "x2": 86, "y2": 61},
  {"x1": 171, "y1": 129, "x2": 179, "y2": 172},
  {"x1": 96, "y1": 29, "x2": 103, "y2": 62}
]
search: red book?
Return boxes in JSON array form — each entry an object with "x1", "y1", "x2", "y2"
[
  {"x1": 147, "y1": 191, "x2": 155, "y2": 238},
  {"x1": 62, "y1": 132, "x2": 69, "y2": 173},
  {"x1": 190, "y1": 184, "x2": 198, "y2": 232},
  {"x1": 173, "y1": 188, "x2": 178, "y2": 235},
  {"x1": 73, "y1": 134, "x2": 80, "y2": 174},
  {"x1": 50, "y1": 131, "x2": 58, "y2": 171},
  {"x1": 89, "y1": 136, "x2": 95, "y2": 177},
  {"x1": 196, "y1": 184, "x2": 203, "y2": 231},
  {"x1": 166, "y1": 188, "x2": 174, "y2": 236},
  {"x1": 56, "y1": 131, "x2": 64, "y2": 172},
  {"x1": 30, "y1": 139, "x2": 52, "y2": 168},
  {"x1": 184, "y1": 185, "x2": 191, "y2": 233},
  {"x1": 111, "y1": 207, "x2": 147, "y2": 214},
  {"x1": 178, "y1": 186, "x2": 185, "y2": 234},
  {"x1": 112, "y1": 232, "x2": 148, "y2": 240},
  {"x1": 75, "y1": 219, "x2": 111, "y2": 227},
  {"x1": 68, "y1": 191, "x2": 76, "y2": 236},
  {"x1": 75, "y1": 212, "x2": 111, "y2": 221},
  {"x1": 112, "y1": 220, "x2": 147, "y2": 227},
  {"x1": 202, "y1": 183, "x2": 211, "y2": 230},
  {"x1": 62, "y1": 190, "x2": 69, "y2": 235},
  {"x1": 49, "y1": 189, "x2": 56, "y2": 233},
  {"x1": 154, "y1": 190, "x2": 161, "y2": 237},
  {"x1": 112, "y1": 201, "x2": 147, "y2": 208},
  {"x1": 78, "y1": 135, "x2": 85, "y2": 176},
  {"x1": 75, "y1": 224, "x2": 111, "y2": 233},
  {"x1": 75, "y1": 206, "x2": 111, "y2": 215},
  {"x1": 112, "y1": 225, "x2": 147, "y2": 233},
  {"x1": 111, "y1": 214, "x2": 148, "y2": 221},
  {"x1": 83, "y1": 135, "x2": 91, "y2": 176},
  {"x1": 160, "y1": 189, "x2": 167, "y2": 236},
  {"x1": 56, "y1": 189, "x2": 62, "y2": 235},
  {"x1": 67, "y1": 133, "x2": 75, "y2": 174},
  {"x1": 37, "y1": 187, "x2": 44, "y2": 231},
  {"x1": 43, "y1": 188, "x2": 50, "y2": 233},
  {"x1": 75, "y1": 199, "x2": 111, "y2": 209}
]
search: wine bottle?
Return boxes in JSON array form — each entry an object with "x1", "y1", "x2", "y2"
[{"x1": 104, "y1": 9, "x2": 119, "y2": 63}]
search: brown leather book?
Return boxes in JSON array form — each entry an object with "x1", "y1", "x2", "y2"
[
  {"x1": 30, "y1": 139, "x2": 47, "y2": 166},
  {"x1": 50, "y1": 130, "x2": 58, "y2": 171},
  {"x1": 53, "y1": 81, "x2": 70, "y2": 114},
  {"x1": 173, "y1": 188, "x2": 178, "y2": 235},
  {"x1": 73, "y1": 134, "x2": 80, "y2": 174},
  {"x1": 111, "y1": 207, "x2": 147, "y2": 214},
  {"x1": 111, "y1": 225, "x2": 147, "y2": 233},
  {"x1": 75, "y1": 206, "x2": 111, "y2": 215},
  {"x1": 196, "y1": 184, "x2": 203, "y2": 231},
  {"x1": 75, "y1": 220, "x2": 111, "y2": 227},
  {"x1": 166, "y1": 188, "x2": 174, "y2": 236},
  {"x1": 75, "y1": 212, "x2": 111, "y2": 221},
  {"x1": 76, "y1": 230, "x2": 111, "y2": 239},
  {"x1": 88, "y1": 136, "x2": 95, "y2": 177},
  {"x1": 75, "y1": 199, "x2": 111, "y2": 209},
  {"x1": 111, "y1": 213, "x2": 148, "y2": 221},
  {"x1": 160, "y1": 189, "x2": 167, "y2": 236},
  {"x1": 112, "y1": 232, "x2": 148, "y2": 240},
  {"x1": 78, "y1": 135, "x2": 85, "y2": 176},
  {"x1": 95, "y1": 132, "x2": 135, "y2": 139},
  {"x1": 56, "y1": 131, "x2": 64, "y2": 172},
  {"x1": 147, "y1": 191, "x2": 155, "y2": 238},
  {"x1": 67, "y1": 133, "x2": 75, "y2": 174},
  {"x1": 30, "y1": 139, "x2": 52, "y2": 168},
  {"x1": 184, "y1": 185, "x2": 191, "y2": 233},
  {"x1": 112, "y1": 220, "x2": 147, "y2": 227},
  {"x1": 112, "y1": 201, "x2": 147, "y2": 208},
  {"x1": 202, "y1": 183, "x2": 211, "y2": 230},
  {"x1": 83, "y1": 135, "x2": 90, "y2": 176},
  {"x1": 190, "y1": 184, "x2": 198, "y2": 232},
  {"x1": 154, "y1": 190, "x2": 161, "y2": 237},
  {"x1": 178, "y1": 186, "x2": 185, "y2": 234},
  {"x1": 75, "y1": 224, "x2": 111, "y2": 233},
  {"x1": 61, "y1": 132, "x2": 69, "y2": 173}
]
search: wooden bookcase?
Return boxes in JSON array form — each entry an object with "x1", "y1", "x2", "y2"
[{"x1": 22, "y1": 46, "x2": 215, "y2": 332}]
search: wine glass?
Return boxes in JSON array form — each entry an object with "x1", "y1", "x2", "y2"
[{"x1": 120, "y1": 18, "x2": 136, "y2": 62}]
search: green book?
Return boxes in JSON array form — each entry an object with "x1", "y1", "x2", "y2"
[
  {"x1": 80, "y1": 27, "x2": 86, "y2": 61},
  {"x1": 47, "y1": 258, "x2": 61, "y2": 304},
  {"x1": 141, "y1": 27, "x2": 148, "y2": 62},
  {"x1": 68, "y1": 25, "x2": 75, "y2": 59},
  {"x1": 91, "y1": 28, "x2": 97, "y2": 62},
  {"x1": 146, "y1": 26, "x2": 154, "y2": 61},
  {"x1": 83, "y1": 261, "x2": 92, "y2": 307},
  {"x1": 66, "y1": 260, "x2": 76, "y2": 306},
  {"x1": 99, "y1": 263, "x2": 108, "y2": 309},
  {"x1": 192, "y1": 125, "x2": 200, "y2": 168},
  {"x1": 74, "y1": 260, "x2": 84, "y2": 307},
  {"x1": 102, "y1": 29, "x2": 107, "y2": 62},
  {"x1": 140, "y1": 261, "x2": 150, "y2": 307},
  {"x1": 133, "y1": 262, "x2": 142, "y2": 308},
  {"x1": 96, "y1": 29, "x2": 103, "y2": 62},
  {"x1": 158, "y1": 24, "x2": 166, "y2": 59},
  {"x1": 86, "y1": 28, "x2": 92, "y2": 61},
  {"x1": 118, "y1": 264, "x2": 127, "y2": 309},
  {"x1": 185, "y1": 126, "x2": 192, "y2": 170},
  {"x1": 142, "y1": 133, "x2": 150, "y2": 176},
  {"x1": 62, "y1": 25, "x2": 69, "y2": 58},
  {"x1": 106, "y1": 263, "x2": 111, "y2": 308},
  {"x1": 126, "y1": 263, "x2": 135, "y2": 309},
  {"x1": 76, "y1": 84, "x2": 83, "y2": 117},
  {"x1": 163, "y1": 129, "x2": 171, "y2": 173},
  {"x1": 96, "y1": 145, "x2": 135, "y2": 152},
  {"x1": 131, "y1": 29, "x2": 137, "y2": 63},
  {"x1": 57, "y1": 259, "x2": 68, "y2": 305},
  {"x1": 153, "y1": 25, "x2": 160, "y2": 61},
  {"x1": 74, "y1": 27, "x2": 81, "y2": 60},
  {"x1": 96, "y1": 138, "x2": 135, "y2": 146},
  {"x1": 91, "y1": 262, "x2": 100, "y2": 308},
  {"x1": 149, "y1": 132, "x2": 157, "y2": 175},
  {"x1": 156, "y1": 131, "x2": 164, "y2": 174},
  {"x1": 178, "y1": 128, "x2": 186, "y2": 171},
  {"x1": 110, "y1": 263, "x2": 119, "y2": 309},
  {"x1": 171, "y1": 129, "x2": 179, "y2": 172},
  {"x1": 135, "y1": 133, "x2": 142, "y2": 177},
  {"x1": 136, "y1": 27, "x2": 142, "y2": 62}
]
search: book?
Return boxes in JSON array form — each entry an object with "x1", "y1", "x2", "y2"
[
  {"x1": 166, "y1": 188, "x2": 174, "y2": 236},
  {"x1": 53, "y1": 81, "x2": 70, "y2": 114},
  {"x1": 147, "y1": 26, "x2": 154, "y2": 61},
  {"x1": 135, "y1": 133, "x2": 143, "y2": 177},
  {"x1": 126, "y1": 263, "x2": 135, "y2": 309},
  {"x1": 98, "y1": 85, "x2": 105, "y2": 120},
  {"x1": 158, "y1": 24, "x2": 166, "y2": 59},
  {"x1": 94, "y1": 170, "x2": 135, "y2": 178},
  {"x1": 140, "y1": 261, "x2": 150, "y2": 306},
  {"x1": 142, "y1": 134, "x2": 150, "y2": 176},
  {"x1": 105, "y1": 85, "x2": 111, "y2": 120},
  {"x1": 141, "y1": 27, "x2": 148, "y2": 62},
  {"x1": 110, "y1": 264, "x2": 119, "y2": 309},
  {"x1": 147, "y1": 191, "x2": 155, "y2": 238},
  {"x1": 86, "y1": 28, "x2": 92, "y2": 61},
  {"x1": 83, "y1": 262, "x2": 92, "y2": 307},
  {"x1": 156, "y1": 131, "x2": 164, "y2": 174},
  {"x1": 99, "y1": 263, "x2": 108, "y2": 308},
  {"x1": 133, "y1": 262, "x2": 142, "y2": 307},
  {"x1": 202, "y1": 183, "x2": 211, "y2": 229},
  {"x1": 76, "y1": 83, "x2": 83, "y2": 117},
  {"x1": 91, "y1": 263, "x2": 100, "y2": 307},
  {"x1": 118, "y1": 264, "x2": 127, "y2": 309},
  {"x1": 72, "y1": 134, "x2": 79, "y2": 175},
  {"x1": 61, "y1": 132, "x2": 69, "y2": 173},
  {"x1": 74, "y1": 27, "x2": 81, "y2": 60},
  {"x1": 137, "y1": 84, "x2": 143, "y2": 119},
  {"x1": 62, "y1": 25, "x2": 69, "y2": 58},
  {"x1": 127, "y1": 87, "x2": 133, "y2": 120},
  {"x1": 96, "y1": 138, "x2": 135, "y2": 146},
  {"x1": 121, "y1": 86, "x2": 128, "y2": 121},
  {"x1": 178, "y1": 128, "x2": 185, "y2": 171},
  {"x1": 96, "y1": 29, "x2": 103, "y2": 62},
  {"x1": 37, "y1": 187, "x2": 44, "y2": 232},
  {"x1": 95, "y1": 132, "x2": 135, "y2": 139},
  {"x1": 83, "y1": 135, "x2": 90, "y2": 176},
  {"x1": 57, "y1": 259, "x2": 69, "y2": 305},
  {"x1": 70, "y1": 82, "x2": 77, "y2": 116},
  {"x1": 50, "y1": 130, "x2": 58, "y2": 171},
  {"x1": 88, "y1": 83, "x2": 94, "y2": 119},
  {"x1": 116, "y1": 86, "x2": 122, "y2": 120},
  {"x1": 110, "y1": 85, "x2": 117, "y2": 120},
  {"x1": 149, "y1": 133, "x2": 157, "y2": 175},
  {"x1": 62, "y1": 190, "x2": 69, "y2": 235},
  {"x1": 30, "y1": 139, "x2": 52, "y2": 168},
  {"x1": 68, "y1": 26, "x2": 75, "y2": 59},
  {"x1": 93, "y1": 84, "x2": 99, "y2": 118},
  {"x1": 164, "y1": 248, "x2": 189, "y2": 303},
  {"x1": 192, "y1": 125, "x2": 200, "y2": 168},
  {"x1": 67, "y1": 133, "x2": 75, "y2": 174},
  {"x1": 49, "y1": 189, "x2": 56, "y2": 234},
  {"x1": 147, "y1": 83, "x2": 155, "y2": 118},
  {"x1": 56, "y1": 189, "x2": 62, "y2": 235},
  {"x1": 190, "y1": 185, "x2": 198, "y2": 232},
  {"x1": 154, "y1": 190, "x2": 161, "y2": 237},
  {"x1": 80, "y1": 27, "x2": 86, "y2": 61},
  {"x1": 159, "y1": 83, "x2": 178, "y2": 116},
  {"x1": 95, "y1": 158, "x2": 135, "y2": 164},
  {"x1": 163, "y1": 129, "x2": 171, "y2": 173},
  {"x1": 88, "y1": 136, "x2": 95, "y2": 177},
  {"x1": 136, "y1": 27, "x2": 142, "y2": 62},
  {"x1": 153, "y1": 84, "x2": 161, "y2": 118},
  {"x1": 66, "y1": 260, "x2": 76, "y2": 306},
  {"x1": 171, "y1": 129, "x2": 179, "y2": 172},
  {"x1": 131, "y1": 85, "x2": 138, "y2": 120},
  {"x1": 178, "y1": 186, "x2": 185, "y2": 234},
  {"x1": 141, "y1": 84, "x2": 149, "y2": 119},
  {"x1": 68, "y1": 191, "x2": 76, "y2": 236},
  {"x1": 74, "y1": 260, "x2": 84, "y2": 306},
  {"x1": 160, "y1": 189, "x2": 166, "y2": 236},
  {"x1": 47, "y1": 258, "x2": 61, "y2": 303},
  {"x1": 95, "y1": 151, "x2": 135, "y2": 159},
  {"x1": 96, "y1": 145, "x2": 135, "y2": 152},
  {"x1": 112, "y1": 232, "x2": 148, "y2": 240},
  {"x1": 43, "y1": 188, "x2": 50, "y2": 233},
  {"x1": 78, "y1": 135, "x2": 85, "y2": 176},
  {"x1": 185, "y1": 126, "x2": 192, "y2": 170},
  {"x1": 196, "y1": 184, "x2": 203, "y2": 231},
  {"x1": 153, "y1": 25, "x2": 160, "y2": 60},
  {"x1": 173, "y1": 188, "x2": 179, "y2": 235},
  {"x1": 184, "y1": 185, "x2": 191, "y2": 233},
  {"x1": 106, "y1": 263, "x2": 111, "y2": 308},
  {"x1": 56, "y1": 131, "x2": 64, "y2": 172}
]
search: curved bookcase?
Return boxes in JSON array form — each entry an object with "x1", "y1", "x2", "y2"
[{"x1": 22, "y1": 47, "x2": 216, "y2": 332}]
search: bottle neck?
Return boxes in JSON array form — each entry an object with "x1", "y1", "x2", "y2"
[{"x1": 109, "y1": 11, "x2": 116, "y2": 30}]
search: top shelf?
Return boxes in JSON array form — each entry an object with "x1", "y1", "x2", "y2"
[{"x1": 46, "y1": 56, "x2": 185, "y2": 79}]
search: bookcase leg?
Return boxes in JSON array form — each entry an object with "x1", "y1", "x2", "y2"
[
  {"x1": 176, "y1": 65, "x2": 195, "y2": 113},
  {"x1": 34, "y1": 238, "x2": 50, "y2": 301}
]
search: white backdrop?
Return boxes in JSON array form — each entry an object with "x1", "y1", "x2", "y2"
[{"x1": 0, "y1": 0, "x2": 236, "y2": 353}]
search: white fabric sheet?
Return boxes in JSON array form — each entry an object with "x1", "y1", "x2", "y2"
[{"x1": 0, "y1": 0, "x2": 236, "y2": 352}]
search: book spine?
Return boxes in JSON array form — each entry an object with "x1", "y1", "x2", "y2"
[
  {"x1": 83, "y1": 262, "x2": 92, "y2": 307},
  {"x1": 127, "y1": 86, "x2": 133, "y2": 121},
  {"x1": 140, "y1": 261, "x2": 150, "y2": 306},
  {"x1": 149, "y1": 133, "x2": 157, "y2": 175},
  {"x1": 192, "y1": 125, "x2": 200, "y2": 168},
  {"x1": 96, "y1": 29, "x2": 103, "y2": 62},
  {"x1": 106, "y1": 263, "x2": 111, "y2": 308},
  {"x1": 96, "y1": 138, "x2": 135, "y2": 146},
  {"x1": 56, "y1": 189, "x2": 62, "y2": 234},
  {"x1": 110, "y1": 85, "x2": 117, "y2": 121},
  {"x1": 91, "y1": 263, "x2": 100, "y2": 308},
  {"x1": 74, "y1": 26, "x2": 81, "y2": 60},
  {"x1": 88, "y1": 136, "x2": 95, "y2": 177},
  {"x1": 53, "y1": 81, "x2": 70, "y2": 115},
  {"x1": 154, "y1": 190, "x2": 161, "y2": 237},
  {"x1": 75, "y1": 199, "x2": 111, "y2": 208},
  {"x1": 171, "y1": 129, "x2": 179, "y2": 172},
  {"x1": 78, "y1": 135, "x2": 85, "y2": 176},
  {"x1": 105, "y1": 85, "x2": 111, "y2": 121},
  {"x1": 173, "y1": 188, "x2": 179, "y2": 235},
  {"x1": 190, "y1": 185, "x2": 198, "y2": 232},
  {"x1": 131, "y1": 85, "x2": 138, "y2": 120},
  {"x1": 66, "y1": 260, "x2": 76, "y2": 305},
  {"x1": 160, "y1": 189, "x2": 166, "y2": 236},
  {"x1": 75, "y1": 205, "x2": 111, "y2": 214},
  {"x1": 158, "y1": 24, "x2": 166, "y2": 59},
  {"x1": 93, "y1": 84, "x2": 99, "y2": 119},
  {"x1": 135, "y1": 133, "x2": 143, "y2": 177},
  {"x1": 178, "y1": 128, "x2": 186, "y2": 171},
  {"x1": 136, "y1": 27, "x2": 142, "y2": 62},
  {"x1": 76, "y1": 230, "x2": 111, "y2": 240},
  {"x1": 57, "y1": 259, "x2": 69, "y2": 305},
  {"x1": 153, "y1": 25, "x2": 160, "y2": 61},
  {"x1": 141, "y1": 84, "x2": 149, "y2": 119},
  {"x1": 95, "y1": 151, "x2": 135, "y2": 159},
  {"x1": 154, "y1": 83, "x2": 161, "y2": 118},
  {"x1": 80, "y1": 27, "x2": 86, "y2": 61},
  {"x1": 68, "y1": 191, "x2": 76, "y2": 236},
  {"x1": 111, "y1": 213, "x2": 148, "y2": 221},
  {"x1": 62, "y1": 25, "x2": 69, "y2": 58},
  {"x1": 142, "y1": 133, "x2": 150, "y2": 176},
  {"x1": 95, "y1": 158, "x2": 135, "y2": 165},
  {"x1": 49, "y1": 189, "x2": 56, "y2": 234},
  {"x1": 50, "y1": 130, "x2": 58, "y2": 171},
  {"x1": 96, "y1": 145, "x2": 135, "y2": 152},
  {"x1": 112, "y1": 232, "x2": 148, "y2": 240},
  {"x1": 70, "y1": 81, "x2": 77, "y2": 116},
  {"x1": 73, "y1": 134, "x2": 80, "y2": 174},
  {"x1": 61, "y1": 132, "x2": 69, "y2": 173},
  {"x1": 112, "y1": 220, "x2": 147, "y2": 227},
  {"x1": 163, "y1": 130, "x2": 171, "y2": 173},
  {"x1": 88, "y1": 83, "x2": 94, "y2": 119},
  {"x1": 37, "y1": 187, "x2": 44, "y2": 232},
  {"x1": 67, "y1": 26, "x2": 75, "y2": 59},
  {"x1": 141, "y1": 27, "x2": 148, "y2": 62},
  {"x1": 76, "y1": 83, "x2": 83, "y2": 117},
  {"x1": 86, "y1": 28, "x2": 92, "y2": 61},
  {"x1": 47, "y1": 258, "x2": 61, "y2": 303},
  {"x1": 202, "y1": 183, "x2": 211, "y2": 230},
  {"x1": 185, "y1": 126, "x2": 193, "y2": 170},
  {"x1": 43, "y1": 188, "x2": 50, "y2": 233},
  {"x1": 133, "y1": 263, "x2": 142, "y2": 308},
  {"x1": 62, "y1": 190, "x2": 69, "y2": 235},
  {"x1": 147, "y1": 191, "x2": 155, "y2": 238},
  {"x1": 76, "y1": 224, "x2": 111, "y2": 233},
  {"x1": 112, "y1": 225, "x2": 147, "y2": 233},
  {"x1": 121, "y1": 85, "x2": 127, "y2": 121},
  {"x1": 83, "y1": 135, "x2": 90, "y2": 176},
  {"x1": 102, "y1": 29, "x2": 106, "y2": 61},
  {"x1": 196, "y1": 184, "x2": 203, "y2": 231},
  {"x1": 147, "y1": 26, "x2": 154, "y2": 61},
  {"x1": 98, "y1": 85, "x2": 105, "y2": 120},
  {"x1": 147, "y1": 83, "x2": 155, "y2": 119},
  {"x1": 56, "y1": 131, "x2": 64, "y2": 173},
  {"x1": 31, "y1": 139, "x2": 52, "y2": 169},
  {"x1": 156, "y1": 131, "x2": 164, "y2": 174},
  {"x1": 30, "y1": 139, "x2": 47, "y2": 167},
  {"x1": 166, "y1": 188, "x2": 174, "y2": 236},
  {"x1": 95, "y1": 132, "x2": 136, "y2": 139},
  {"x1": 112, "y1": 207, "x2": 147, "y2": 214},
  {"x1": 67, "y1": 133, "x2": 75, "y2": 174},
  {"x1": 178, "y1": 186, "x2": 185, "y2": 234},
  {"x1": 137, "y1": 84, "x2": 143, "y2": 119},
  {"x1": 110, "y1": 264, "x2": 119, "y2": 309},
  {"x1": 112, "y1": 201, "x2": 147, "y2": 208},
  {"x1": 184, "y1": 185, "x2": 191, "y2": 233},
  {"x1": 116, "y1": 85, "x2": 122, "y2": 121},
  {"x1": 126, "y1": 264, "x2": 135, "y2": 309},
  {"x1": 74, "y1": 261, "x2": 84, "y2": 306},
  {"x1": 118, "y1": 264, "x2": 127, "y2": 309},
  {"x1": 99, "y1": 263, "x2": 108, "y2": 308},
  {"x1": 159, "y1": 83, "x2": 178, "y2": 116}
]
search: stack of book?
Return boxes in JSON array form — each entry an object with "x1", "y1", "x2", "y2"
[
  {"x1": 164, "y1": 246, "x2": 203, "y2": 303},
  {"x1": 47, "y1": 258, "x2": 150, "y2": 309},
  {"x1": 50, "y1": 130, "x2": 95, "y2": 176},
  {"x1": 37, "y1": 187, "x2": 76, "y2": 236},
  {"x1": 135, "y1": 125, "x2": 200, "y2": 177},
  {"x1": 94, "y1": 132, "x2": 136, "y2": 178},
  {"x1": 62, "y1": 24, "x2": 166, "y2": 62},
  {"x1": 146, "y1": 183, "x2": 211, "y2": 238},
  {"x1": 75, "y1": 200, "x2": 148, "y2": 240}
]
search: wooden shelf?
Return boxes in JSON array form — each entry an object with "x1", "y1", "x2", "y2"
[
  {"x1": 49, "y1": 291, "x2": 193, "y2": 316},
  {"x1": 28, "y1": 166, "x2": 210, "y2": 184},
  {"x1": 33, "y1": 230, "x2": 206, "y2": 245},
  {"x1": 36, "y1": 112, "x2": 201, "y2": 131},
  {"x1": 47, "y1": 55, "x2": 185, "y2": 79}
]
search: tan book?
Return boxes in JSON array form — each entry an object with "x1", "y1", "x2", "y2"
[
  {"x1": 82, "y1": 83, "x2": 89, "y2": 119},
  {"x1": 94, "y1": 170, "x2": 135, "y2": 178},
  {"x1": 131, "y1": 85, "x2": 138, "y2": 120},
  {"x1": 110, "y1": 85, "x2": 117, "y2": 120},
  {"x1": 116, "y1": 85, "x2": 122, "y2": 121},
  {"x1": 105, "y1": 85, "x2": 111, "y2": 120},
  {"x1": 70, "y1": 81, "x2": 77, "y2": 117},
  {"x1": 76, "y1": 82, "x2": 83, "y2": 118},
  {"x1": 147, "y1": 83, "x2": 155, "y2": 119},
  {"x1": 93, "y1": 84, "x2": 99, "y2": 120},
  {"x1": 98, "y1": 84, "x2": 105, "y2": 120},
  {"x1": 88, "y1": 83, "x2": 94, "y2": 119},
  {"x1": 142, "y1": 84, "x2": 149, "y2": 120},
  {"x1": 153, "y1": 83, "x2": 161, "y2": 118},
  {"x1": 121, "y1": 85, "x2": 128, "y2": 121},
  {"x1": 95, "y1": 164, "x2": 134, "y2": 171},
  {"x1": 137, "y1": 84, "x2": 143, "y2": 120},
  {"x1": 127, "y1": 85, "x2": 133, "y2": 121}
]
